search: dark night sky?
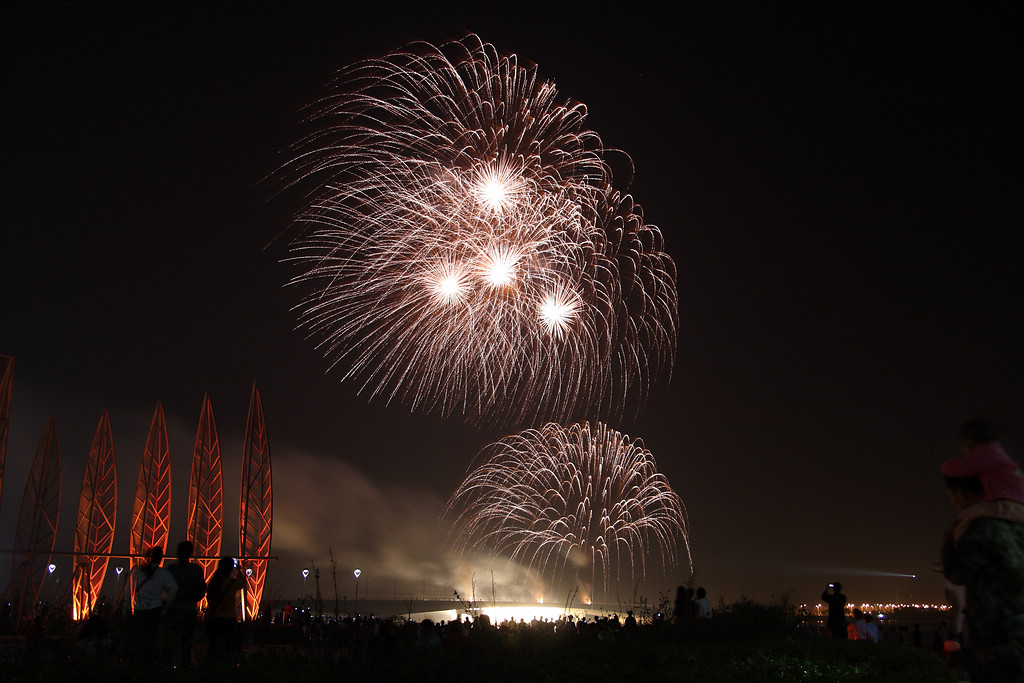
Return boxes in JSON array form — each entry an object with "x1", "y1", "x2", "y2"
[{"x1": 2, "y1": 3, "x2": 1021, "y2": 608}]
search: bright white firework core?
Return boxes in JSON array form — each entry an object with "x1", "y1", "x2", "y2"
[
  {"x1": 481, "y1": 179, "x2": 510, "y2": 212},
  {"x1": 539, "y1": 291, "x2": 578, "y2": 335},
  {"x1": 482, "y1": 249, "x2": 518, "y2": 288},
  {"x1": 428, "y1": 264, "x2": 469, "y2": 305},
  {"x1": 436, "y1": 275, "x2": 463, "y2": 301},
  {"x1": 474, "y1": 162, "x2": 520, "y2": 213}
]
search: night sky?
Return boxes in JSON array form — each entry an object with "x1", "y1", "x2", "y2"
[{"x1": 3, "y1": 4, "x2": 1021, "y2": 609}]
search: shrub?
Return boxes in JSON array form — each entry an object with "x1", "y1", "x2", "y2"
[{"x1": 699, "y1": 594, "x2": 800, "y2": 640}]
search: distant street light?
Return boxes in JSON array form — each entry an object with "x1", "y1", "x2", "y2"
[
  {"x1": 354, "y1": 568, "x2": 361, "y2": 616},
  {"x1": 48, "y1": 563, "x2": 57, "y2": 601},
  {"x1": 302, "y1": 568, "x2": 309, "y2": 597},
  {"x1": 240, "y1": 567, "x2": 254, "y2": 622},
  {"x1": 114, "y1": 565, "x2": 125, "y2": 605}
]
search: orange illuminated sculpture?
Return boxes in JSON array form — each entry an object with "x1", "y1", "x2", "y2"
[
  {"x1": 188, "y1": 393, "x2": 223, "y2": 593},
  {"x1": 129, "y1": 403, "x2": 172, "y2": 610},
  {"x1": 71, "y1": 411, "x2": 117, "y2": 620},
  {"x1": 239, "y1": 382, "x2": 272, "y2": 620},
  {"x1": 5, "y1": 417, "x2": 61, "y2": 625},
  {"x1": 1, "y1": 383, "x2": 275, "y2": 623},
  {"x1": 0, "y1": 354, "x2": 12, "y2": 509}
]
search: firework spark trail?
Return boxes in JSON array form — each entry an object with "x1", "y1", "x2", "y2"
[
  {"x1": 444, "y1": 422, "x2": 690, "y2": 592},
  {"x1": 279, "y1": 35, "x2": 677, "y2": 426}
]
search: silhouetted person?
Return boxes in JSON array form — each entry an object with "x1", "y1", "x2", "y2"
[
  {"x1": 205, "y1": 556, "x2": 246, "y2": 665},
  {"x1": 417, "y1": 618, "x2": 441, "y2": 652},
  {"x1": 686, "y1": 588, "x2": 699, "y2": 620},
  {"x1": 673, "y1": 585, "x2": 686, "y2": 624},
  {"x1": 166, "y1": 540, "x2": 206, "y2": 668},
  {"x1": 695, "y1": 587, "x2": 710, "y2": 619},
  {"x1": 25, "y1": 612, "x2": 46, "y2": 658},
  {"x1": 821, "y1": 582, "x2": 847, "y2": 639},
  {"x1": 623, "y1": 610, "x2": 637, "y2": 639}
]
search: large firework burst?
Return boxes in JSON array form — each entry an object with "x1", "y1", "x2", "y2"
[
  {"x1": 443, "y1": 421, "x2": 689, "y2": 592},
  {"x1": 279, "y1": 35, "x2": 677, "y2": 426}
]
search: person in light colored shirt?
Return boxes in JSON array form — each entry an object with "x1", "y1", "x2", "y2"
[
  {"x1": 132, "y1": 546, "x2": 178, "y2": 612},
  {"x1": 129, "y1": 546, "x2": 178, "y2": 669},
  {"x1": 695, "y1": 587, "x2": 711, "y2": 619},
  {"x1": 864, "y1": 613, "x2": 881, "y2": 643}
]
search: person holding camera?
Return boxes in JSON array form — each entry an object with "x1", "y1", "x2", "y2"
[
  {"x1": 205, "y1": 556, "x2": 246, "y2": 665},
  {"x1": 821, "y1": 582, "x2": 847, "y2": 639}
]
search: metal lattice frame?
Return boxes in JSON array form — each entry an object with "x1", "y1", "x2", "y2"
[
  {"x1": 188, "y1": 393, "x2": 223, "y2": 593},
  {"x1": 5, "y1": 417, "x2": 61, "y2": 626},
  {"x1": 239, "y1": 382, "x2": 272, "y2": 620},
  {"x1": 129, "y1": 403, "x2": 172, "y2": 611},
  {"x1": 0, "y1": 355, "x2": 12, "y2": 511},
  {"x1": 72, "y1": 412, "x2": 117, "y2": 620}
]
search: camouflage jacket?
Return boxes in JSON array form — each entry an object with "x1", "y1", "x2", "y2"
[{"x1": 942, "y1": 503, "x2": 1024, "y2": 679}]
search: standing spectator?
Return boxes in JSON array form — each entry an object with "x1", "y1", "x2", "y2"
[
  {"x1": 672, "y1": 585, "x2": 686, "y2": 624},
  {"x1": 130, "y1": 546, "x2": 178, "y2": 669},
  {"x1": 941, "y1": 419, "x2": 1024, "y2": 682},
  {"x1": 931, "y1": 623, "x2": 945, "y2": 655},
  {"x1": 165, "y1": 540, "x2": 206, "y2": 668},
  {"x1": 820, "y1": 582, "x2": 847, "y2": 639},
  {"x1": 205, "y1": 556, "x2": 246, "y2": 665},
  {"x1": 695, "y1": 587, "x2": 711, "y2": 619},
  {"x1": 132, "y1": 546, "x2": 178, "y2": 613},
  {"x1": 683, "y1": 588, "x2": 699, "y2": 620}
]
